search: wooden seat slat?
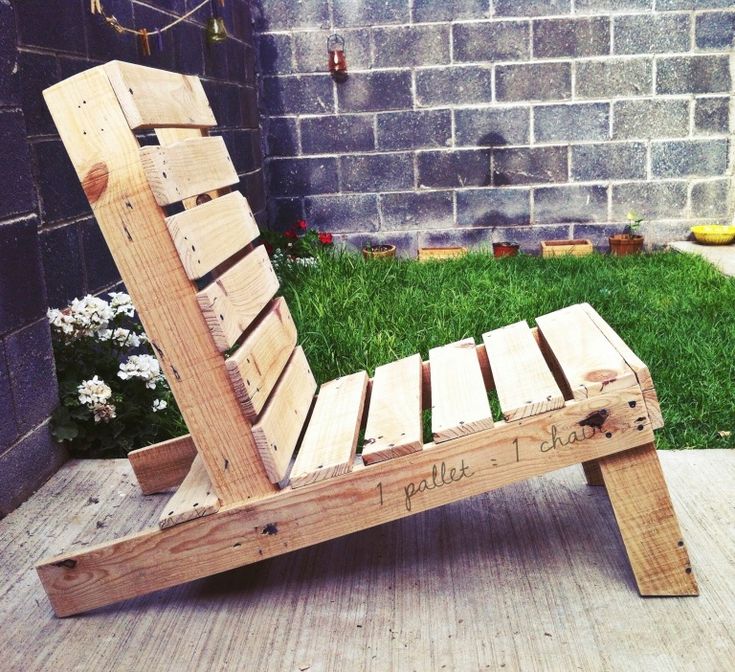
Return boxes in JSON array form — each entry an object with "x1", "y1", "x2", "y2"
[
  {"x1": 289, "y1": 371, "x2": 369, "y2": 488},
  {"x1": 252, "y1": 346, "x2": 317, "y2": 484},
  {"x1": 165, "y1": 191, "x2": 259, "y2": 280},
  {"x1": 362, "y1": 354, "x2": 423, "y2": 464},
  {"x1": 140, "y1": 136, "x2": 238, "y2": 206},
  {"x1": 197, "y1": 245, "x2": 280, "y2": 352},
  {"x1": 483, "y1": 321, "x2": 565, "y2": 422},
  {"x1": 158, "y1": 455, "x2": 220, "y2": 529},
  {"x1": 536, "y1": 305, "x2": 637, "y2": 400},
  {"x1": 430, "y1": 338, "x2": 494, "y2": 443}
]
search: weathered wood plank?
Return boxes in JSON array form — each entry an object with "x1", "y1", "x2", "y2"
[
  {"x1": 599, "y1": 443, "x2": 698, "y2": 596},
  {"x1": 362, "y1": 354, "x2": 423, "y2": 464},
  {"x1": 104, "y1": 61, "x2": 216, "y2": 130},
  {"x1": 128, "y1": 435, "x2": 197, "y2": 495},
  {"x1": 225, "y1": 298, "x2": 298, "y2": 419},
  {"x1": 482, "y1": 321, "x2": 565, "y2": 421},
  {"x1": 158, "y1": 455, "x2": 220, "y2": 529},
  {"x1": 197, "y1": 245, "x2": 280, "y2": 352},
  {"x1": 43, "y1": 66, "x2": 275, "y2": 503},
  {"x1": 290, "y1": 371, "x2": 369, "y2": 488},
  {"x1": 430, "y1": 338, "x2": 493, "y2": 442},
  {"x1": 37, "y1": 386, "x2": 658, "y2": 616},
  {"x1": 165, "y1": 191, "x2": 259, "y2": 280},
  {"x1": 140, "y1": 136, "x2": 238, "y2": 206},
  {"x1": 252, "y1": 346, "x2": 317, "y2": 484},
  {"x1": 536, "y1": 304, "x2": 637, "y2": 400}
]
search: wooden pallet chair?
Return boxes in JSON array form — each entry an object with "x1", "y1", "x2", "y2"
[{"x1": 37, "y1": 62, "x2": 698, "y2": 617}]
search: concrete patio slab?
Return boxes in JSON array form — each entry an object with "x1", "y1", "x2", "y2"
[
  {"x1": 670, "y1": 241, "x2": 735, "y2": 277},
  {"x1": 1, "y1": 451, "x2": 733, "y2": 671}
]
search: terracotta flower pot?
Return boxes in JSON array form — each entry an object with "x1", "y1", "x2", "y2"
[
  {"x1": 362, "y1": 244, "x2": 396, "y2": 260},
  {"x1": 609, "y1": 234, "x2": 644, "y2": 256},
  {"x1": 493, "y1": 241, "x2": 520, "y2": 258}
]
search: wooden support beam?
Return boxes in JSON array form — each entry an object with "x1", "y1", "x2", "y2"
[{"x1": 128, "y1": 435, "x2": 197, "y2": 495}]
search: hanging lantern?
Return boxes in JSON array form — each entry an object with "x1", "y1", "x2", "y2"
[
  {"x1": 327, "y1": 34, "x2": 347, "y2": 81},
  {"x1": 206, "y1": 16, "x2": 227, "y2": 44}
]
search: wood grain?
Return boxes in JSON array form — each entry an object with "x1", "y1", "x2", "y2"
[
  {"x1": 158, "y1": 455, "x2": 220, "y2": 529},
  {"x1": 128, "y1": 434, "x2": 197, "y2": 495}
]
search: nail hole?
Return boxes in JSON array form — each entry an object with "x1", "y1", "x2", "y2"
[
  {"x1": 628, "y1": 401, "x2": 636, "y2": 408},
  {"x1": 605, "y1": 432, "x2": 612, "y2": 438}
]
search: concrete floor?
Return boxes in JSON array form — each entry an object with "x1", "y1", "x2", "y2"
[
  {"x1": 1, "y1": 451, "x2": 733, "y2": 672},
  {"x1": 670, "y1": 241, "x2": 735, "y2": 276}
]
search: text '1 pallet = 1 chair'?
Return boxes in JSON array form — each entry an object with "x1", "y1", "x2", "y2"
[{"x1": 37, "y1": 61, "x2": 698, "y2": 617}]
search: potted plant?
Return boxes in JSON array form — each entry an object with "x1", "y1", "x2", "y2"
[
  {"x1": 362, "y1": 242, "x2": 396, "y2": 259},
  {"x1": 493, "y1": 241, "x2": 520, "y2": 258},
  {"x1": 609, "y1": 211, "x2": 644, "y2": 256}
]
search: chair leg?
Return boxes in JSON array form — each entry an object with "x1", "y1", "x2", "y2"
[
  {"x1": 581, "y1": 459, "x2": 605, "y2": 486},
  {"x1": 598, "y1": 442, "x2": 698, "y2": 596}
]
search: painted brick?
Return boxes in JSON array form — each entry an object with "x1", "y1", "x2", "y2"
[
  {"x1": 0, "y1": 1, "x2": 20, "y2": 106},
  {"x1": 337, "y1": 230, "x2": 418, "y2": 257},
  {"x1": 80, "y1": 218, "x2": 120, "y2": 292},
  {"x1": 40, "y1": 224, "x2": 84, "y2": 308},
  {"x1": 301, "y1": 115, "x2": 375, "y2": 154},
  {"x1": 575, "y1": 0, "x2": 652, "y2": 11},
  {"x1": 571, "y1": 142, "x2": 647, "y2": 180},
  {"x1": 573, "y1": 223, "x2": 618, "y2": 250},
  {"x1": 611, "y1": 182, "x2": 688, "y2": 220},
  {"x1": 694, "y1": 97, "x2": 729, "y2": 135},
  {"x1": 691, "y1": 179, "x2": 729, "y2": 218},
  {"x1": 293, "y1": 29, "x2": 371, "y2": 73},
  {"x1": 258, "y1": 33, "x2": 293, "y2": 75},
  {"x1": 456, "y1": 188, "x2": 531, "y2": 227},
  {"x1": 262, "y1": 75, "x2": 334, "y2": 115},
  {"x1": 201, "y1": 81, "x2": 241, "y2": 128},
  {"x1": 493, "y1": 147, "x2": 567, "y2": 186},
  {"x1": 533, "y1": 17, "x2": 610, "y2": 58},
  {"x1": 230, "y1": 129, "x2": 263, "y2": 175},
  {"x1": 0, "y1": 218, "x2": 46, "y2": 337},
  {"x1": 0, "y1": 111, "x2": 36, "y2": 220},
  {"x1": 533, "y1": 103, "x2": 609, "y2": 142},
  {"x1": 534, "y1": 185, "x2": 608, "y2": 223},
  {"x1": 614, "y1": 14, "x2": 690, "y2": 54},
  {"x1": 658, "y1": 0, "x2": 733, "y2": 8},
  {"x1": 575, "y1": 58, "x2": 652, "y2": 98},
  {"x1": 4, "y1": 320, "x2": 58, "y2": 435},
  {"x1": 15, "y1": 0, "x2": 86, "y2": 54},
  {"x1": 253, "y1": 0, "x2": 329, "y2": 31},
  {"x1": 174, "y1": 20, "x2": 206, "y2": 76},
  {"x1": 373, "y1": 25, "x2": 450, "y2": 68},
  {"x1": 695, "y1": 11, "x2": 735, "y2": 48},
  {"x1": 341, "y1": 153, "x2": 414, "y2": 193},
  {"x1": 613, "y1": 99, "x2": 690, "y2": 139},
  {"x1": 657, "y1": 56, "x2": 731, "y2": 94},
  {"x1": 418, "y1": 227, "x2": 492, "y2": 250},
  {"x1": 269, "y1": 157, "x2": 338, "y2": 196},
  {"x1": 130, "y1": 4, "x2": 176, "y2": 71},
  {"x1": 34, "y1": 140, "x2": 89, "y2": 224},
  {"x1": 498, "y1": 225, "x2": 571, "y2": 253},
  {"x1": 86, "y1": 0, "x2": 137, "y2": 62},
  {"x1": 651, "y1": 139, "x2": 729, "y2": 178},
  {"x1": 380, "y1": 191, "x2": 454, "y2": 230},
  {"x1": 304, "y1": 194, "x2": 379, "y2": 232},
  {"x1": 266, "y1": 117, "x2": 299, "y2": 157},
  {"x1": 417, "y1": 149, "x2": 491, "y2": 188},
  {"x1": 19, "y1": 51, "x2": 59, "y2": 137},
  {"x1": 333, "y1": 0, "x2": 409, "y2": 27},
  {"x1": 494, "y1": 0, "x2": 571, "y2": 17},
  {"x1": 412, "y1": 0, "x2": 490, "y2": 22},
  {"x1": 0, "y1": 342, "x2": 18, "y2": 452},
  {"x1": 455, "y1": 107, "x2": 530, "y2": 147},
  {"x1": 453, "y1": 21, "x2": 530, "y2": 62},
  {"x1": 241, "y1": 170, "x2": 267, "y2": 214},
  {"x1": 495, "y1": 63, "x2": 571, "y2": 102},
  {"x1": 337, "y1": 71, "x2": 413, "y2": 113},
  {"x1": 415, "y1": 66, "x2": 493, "y2": 107},
  {"x1": 377, "y1": 110, "x2": 452, "y2": 151},
  {"x1": 241, "y1": 86, "x2": 260, "y2": 128},
  {"x1": 269, "y1": 198, "x2": 304, "y2": 229}
]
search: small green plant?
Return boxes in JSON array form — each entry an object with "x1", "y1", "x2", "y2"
[
  {"x1": 48, "y1": 292, "x2": 186, "y2": 458},
  {"x1": 260, "y1": 219, "x2": 333, "y2": 259},
  {"x1": 625, "y1": 211, "x2": 644, "y2": 238}
]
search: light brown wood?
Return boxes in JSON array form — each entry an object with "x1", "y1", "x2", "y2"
[
  {"x1": 430, "y1": 338, "x2": 493, "y2": 442},
  {"x1": 196, "y1": 245, "x2": 280, "y2": 352},
  {"x1": 37, "y1": 386, "x2": 660, "y2": 616},
  {"x1": 290, "y1": 371, "x2": 369, "y2": 488},
  {"x1": 581, "y1": 459, "x2": 605, "y2": 486},
  {"x1": 165, "y1": 191, "x2": 259, "y2": 280},
  {"x1": 43, "y1": 66, "x2": 275, "y2": 503},
  {"x1": 128, "y1": 434, "x2": 197, "y2": 495},
  {"x1": 140, "y1": 135, "x2": 238, "y2": 206},
  {"x1": 252, "y1": 347, "x2": 317, "y2": 484},
  {"x1": 225, "y1": 298, "x2": 298, "y2": 419},
  {"x1": 158, "y1": 455, "x2": 220, "y2": 529},
  {"x1": 536, "y1": 304, "x2": 637, "y2": 400},
  {"x1": 540, "y1": 239, "x2": 593, "y2": 257},
  {"x1": 362, "y1": 354, "x2": 423, "y2": 464},
  {"x1": 643, "y1": 387, "x2": 664, "y2": 430},
  {"x1": 104, "y1": 60, "x2": 216, "y2": 130},
  {"x1": 599, "y1": 443, "x2": 698, "y2": 596},
  {"x1": 418, "y1": 247, "x2": 467, "y2": 261},
  {"x1": 483, "y1": 321, "x2": 565, "y2": 421}
]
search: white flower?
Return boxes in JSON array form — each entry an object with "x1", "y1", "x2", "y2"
[
  {"x1": 152, "y1": 399, "x2": 168, "y2": 412},
  {"x1": 47, "y1": 308, "x2": 75, "y2": 335},
  {"x1": 78, "y1": 375, "x2": 112, "y2": 408},
  {"x1": 109, "y1": 328, "x2": 141, "y2": 348},
  {"x1": 69, "y1": 295, "x2": 114, "y2": 335},
  {"x1": 118, "y1": 354, "x2": 163, "y2": 389},
  {"x1": 93, "y1": 403, "x2": 117, "y2": 423},
  {"x1": 96, "y1": 328, "x2": 113, "y2": 341},
  {"x1": 109, "y1": 292, "x2": 134, "y2": 318}
]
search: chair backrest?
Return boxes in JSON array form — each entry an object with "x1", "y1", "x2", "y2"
[{"x1": 44, "y1": 61, "x2": 316, "y2": 503}]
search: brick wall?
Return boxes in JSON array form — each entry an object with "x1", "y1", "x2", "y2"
[
  {"x1": 254, "y1": 0, "x2": 734, "y2": 254},
  {"x1": 0, "y1": 0, "x2": 263, "y2": 515}
]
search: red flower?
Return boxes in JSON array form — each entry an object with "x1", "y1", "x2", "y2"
[
  {"x1": 284, "y1": 230, "x2": 298, "y2": 239},
  {"x1": 296, "y1": 219, "x2": 307, "y2": 230},
  {"x1": 318, "y1": 231, "x2": 333, "y2": 245}
]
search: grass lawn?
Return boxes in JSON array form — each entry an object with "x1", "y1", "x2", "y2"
[{"x1": 280, "y1": 249, "x2": 735, "y2": 451}]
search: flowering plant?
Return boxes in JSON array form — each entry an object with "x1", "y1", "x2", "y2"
[
  {"x1": 261, "y1": 219, "x2": 333, "y2": 259},
  {"x1": 48, "y1": 292, "x2": 186, "y2": 458}
]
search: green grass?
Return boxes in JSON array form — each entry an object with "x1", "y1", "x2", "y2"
[{"x1": 280, "y1": 250, "x2": 735, "y2": 450}]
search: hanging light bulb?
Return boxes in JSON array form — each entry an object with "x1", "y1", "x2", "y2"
[
  {"x1": 327, "y1": 34, "x2": 347, "y2": 81},
  {"x1": 206, "y1": 16, "x2": 227, "y2": 44}
]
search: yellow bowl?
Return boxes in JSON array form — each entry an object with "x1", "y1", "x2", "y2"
[{"x1": 691, "y1": 225, "x2": 735, "y2": 245}]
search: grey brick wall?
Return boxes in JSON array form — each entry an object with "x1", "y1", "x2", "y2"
[{"x1": 253, "y1": 0, "x2": 734, "y2": 254}]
